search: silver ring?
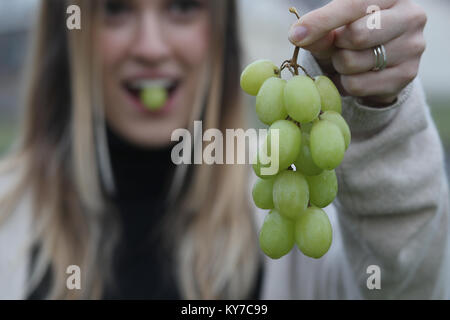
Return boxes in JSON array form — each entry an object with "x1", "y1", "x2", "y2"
[{"x1": 372, "y1": 44, "x2": 387, "y2": 71}]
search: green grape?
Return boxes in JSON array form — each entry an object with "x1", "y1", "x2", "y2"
[
  {"x1": 310, "y1": 120, "x2": 345, "y2": 170},
  {"x1": 295, "y1": 206, "x2": 332, "y2": 259},
  {"x1": 315, "y1": 75, "x2": 342, "y2": 114},
  {"x1": 253, "y1": 142, "x2": 278, "y2": 179},
  {"x1": 240, "y1": 60, "x2": 279, "y2": 96},
  {"x1": 252, "y1": 178, "x2": 275, "y2": 209},
  {"x1": 294, "y1": 133, "x2": 323, "y2": 176},
  {"x1": 284, "y1": 75, "x2": 321, "y2": 123},
  {"x1": 273, "y1": 170, "x2": 309, "y2": 220},
  {"x1": 266, "y1": 120, "x2": 302, "y2": 171},
  {"x1": 320, "y1": 111, "x2": 351, "y2": 150},
  {"x1": 253, "y1": 158, "x2": 268, "y2": 179},
  {"x1": 140, "y1": 87, "x2": 168, "y2": 111},
  {"x1": 259, "y1": 209, "x2": 295, "y2": 259},
  {"x1": 256, "y1": 77, "x2": 288, "y2": 125},
  {"x1": 306, "y1": 170, "x2": 337, "y2": 208}
]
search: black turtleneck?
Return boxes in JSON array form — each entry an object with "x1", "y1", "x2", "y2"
[
  {"x1": 28, "y1": 127, "x2": 263, "y2": 300},
  {"x1": 102, "y1": 126, "x2": 179, "y2": 299}
]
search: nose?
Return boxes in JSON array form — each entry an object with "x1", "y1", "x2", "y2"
[{"x1": 130, "y1": 12, "x2": 170, "y2": 65}]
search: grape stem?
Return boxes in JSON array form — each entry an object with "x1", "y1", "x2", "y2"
[
  {"x1": 288, "y1": 8, "x2": 314, "y2": 80},
  {"x1": 292, "y1": 47, "x2": 300, "y2": 76},
  {"x1": 286, "y1": 115, "x2": 302, "y2": 129},
  {"x1": 280, "y1": 62, "x2": 296, "y2": 76},
  {"x1": 289, "y1": 7, "x2": 301, "y2": 19}
]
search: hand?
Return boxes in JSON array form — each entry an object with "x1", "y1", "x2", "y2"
[{"x1": 288, "y1": 0, "x2": 427, "y2": 106}]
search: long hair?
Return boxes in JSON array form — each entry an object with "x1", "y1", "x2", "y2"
[{"x1": 0, "y1": 0, "x2": 260, "y2": 299}]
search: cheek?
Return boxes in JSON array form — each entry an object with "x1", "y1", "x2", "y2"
[
  {"x1": 171, "y1": 22, "x2": 211, "y2": 68},
  {"x1": 97, "y1": 28, "x2": 133, "y2": 75}
]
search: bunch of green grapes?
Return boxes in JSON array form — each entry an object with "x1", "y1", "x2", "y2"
[{"x1": 241, "y1": 9, "x2": 351, "y2": 259}]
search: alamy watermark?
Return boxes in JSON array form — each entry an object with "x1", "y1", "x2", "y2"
[
  {"x1": 66, "y1": 5, "x2": 81, "y2": 30},
  {"x1": 171, "y1": 121, "x2": 280, "y2": 175},
  {"x1": 366, "y1": 265, "x2": 381, "y2": 290},
  {"x1": 367, "y1": 5, "x2": 382, "y2": 30},
  {"x1": 66, "y1": 265, "x2": 81, "y2": 290},
  {"x1": 65, "y1": 4, "x2": 382, "y2": 31}
]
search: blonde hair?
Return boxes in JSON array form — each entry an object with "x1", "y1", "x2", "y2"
[{"x1": 0, "y1": 0, "x2": 260, "y2": 299}]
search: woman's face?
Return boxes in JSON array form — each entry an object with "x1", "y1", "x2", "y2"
[{"x1": 97, "y1": 0, "x2": 211, "y2": 147}]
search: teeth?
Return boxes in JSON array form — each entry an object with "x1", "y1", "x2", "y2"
[{"x1": 128, "y1": 79, "x2": 174, "y2": 90}]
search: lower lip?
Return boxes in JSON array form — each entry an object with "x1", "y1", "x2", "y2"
[{"x1": 124, "y1": 85, "x2": 179, "y2": 116}]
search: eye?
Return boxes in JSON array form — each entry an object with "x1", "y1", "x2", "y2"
[
  {"x1": 168, "y1": 0, "x2": 204, "y2": 18},
  {"x1": 103, "y1": 0, "x2": 132, "y2": 17}
]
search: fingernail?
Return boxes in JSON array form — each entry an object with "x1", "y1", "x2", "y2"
[{"x1": 289, "y1": 25, "x2": 308, "y2": 44}]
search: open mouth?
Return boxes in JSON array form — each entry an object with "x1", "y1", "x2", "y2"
[{"x1": 123, "y1": 78, "x2": 180, "y2": 112}]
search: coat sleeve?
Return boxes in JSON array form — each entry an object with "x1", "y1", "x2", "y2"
[
  {"x1": 299, "y1": 51, "x2": 450, "y2": 299},
  {"x1": 0, "y1": 170, "x2": 32, "y2": 299}
]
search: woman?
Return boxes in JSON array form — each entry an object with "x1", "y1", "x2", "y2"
[{"x1": 0, "y1": 0, "x2": 448, "y2": 299}]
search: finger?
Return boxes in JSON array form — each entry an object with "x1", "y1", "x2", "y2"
[
  {"x1": 335, "y1": 0, "x2": 428, "y2": 50},
  {"x1": 334, "y1": 8, "x2": 409, "y2": 50},
  {"x1": 289, "y1": 0, "x2": 396, "y2": 47},
  {"x1": 339, "y1": 60, "x2": 420, "y2": 97},
  {"x1": 332, "y1": 47, "x2": 395, "y2": 76},
  {"x1": 301, "y1": 31, "x2": 337, "y2": 60},
  {"x1": 332, "y1": 32, "x2": 425, "y2": 75}
]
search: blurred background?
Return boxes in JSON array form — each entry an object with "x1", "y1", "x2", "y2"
[
  {"x1": 0, "y1": 0, "x2": 38, "y2": 156},
  {"x1": 0, "y1": 0, "x2": 449, "y2": 177}
]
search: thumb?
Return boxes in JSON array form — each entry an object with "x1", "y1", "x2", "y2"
[{"x1": 289, "y1": 23, "x2": 337, "y2": 60}]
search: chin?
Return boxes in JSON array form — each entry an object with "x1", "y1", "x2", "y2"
[
  {"x1": 121, "y1": 123, "x2": 179, "y2": 149},
  {"x1": 105, "y1": 94, "x2": 190, "y2": 149}
]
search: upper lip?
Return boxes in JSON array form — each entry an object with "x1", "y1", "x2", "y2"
[
  {"x1": 127, "y1": 78, "x2": 175, "y2": 90},
  {"x1": 122, "y1": 73, "x2": 181, "y2": 90}
]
